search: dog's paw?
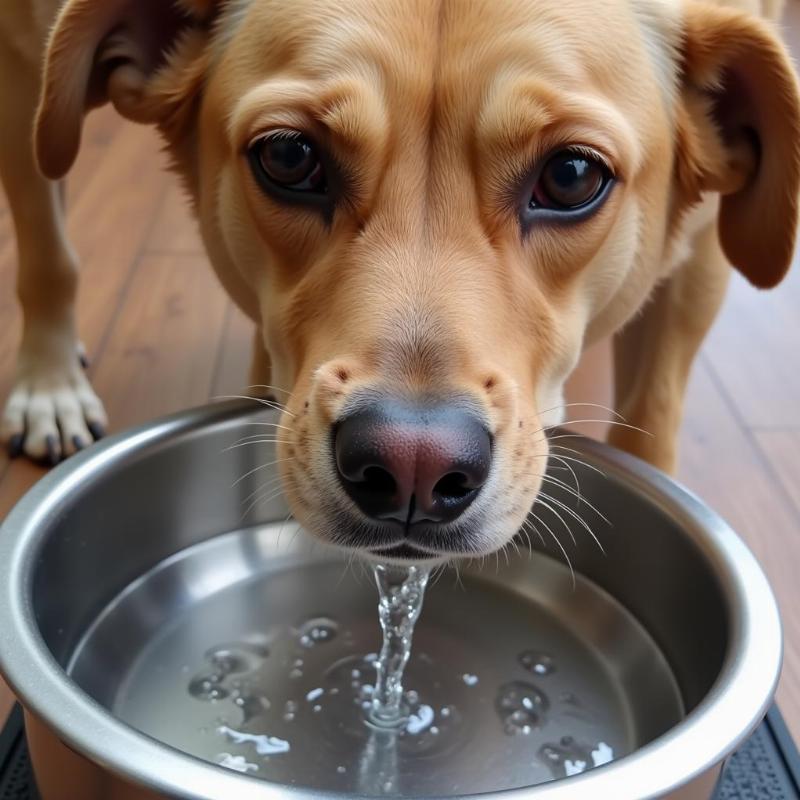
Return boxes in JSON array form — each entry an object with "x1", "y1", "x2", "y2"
[{"x1": 1, "y1": 349, "x2": 107, "y2": 465}]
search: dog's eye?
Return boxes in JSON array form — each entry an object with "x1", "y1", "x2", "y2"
[
  {"x1": 249, "y1": 132, "x2": 327, "y2": 194},
  {"x1": 531, "y1": 151, "x2": 609, "y2": 211}
]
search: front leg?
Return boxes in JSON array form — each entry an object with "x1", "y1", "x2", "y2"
[
  {"x1": 610, "y1": 223, "x2": 730, "y2": 474},
  {"x1": 0, "y1": 44, "x2": 106, "y2": 463}
]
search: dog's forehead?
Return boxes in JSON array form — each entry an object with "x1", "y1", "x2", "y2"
[{"x1": 217, "y1": 0, "x2": 681, "y2": 110}]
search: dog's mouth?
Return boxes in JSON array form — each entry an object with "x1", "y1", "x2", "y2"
[{"x1": 369, "y1": 542, "x2": 442, "y2": 561}]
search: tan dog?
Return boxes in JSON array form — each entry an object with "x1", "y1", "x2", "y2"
[{"x1": 1, "y1": 0, "x2": 798, "y2": 560}]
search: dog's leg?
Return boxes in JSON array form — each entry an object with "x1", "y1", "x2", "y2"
[
  {"x1": 0, "y1": 41, "x2": 106, "y2": 463},
  {"x1": 610, "y1": 223, "x2": 730, "y2": 474}
]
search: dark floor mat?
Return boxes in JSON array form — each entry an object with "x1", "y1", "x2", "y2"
[{"x1": 1, "y1": 704, "x2": 798, "y2": 798}]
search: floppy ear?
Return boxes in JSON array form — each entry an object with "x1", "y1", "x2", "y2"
[
  {"x1": 675, "y1": 2, "x2": 800, "y2": 288},
  {"x1": 35, "y1": 0, "x2": 218, "y2": 179}
]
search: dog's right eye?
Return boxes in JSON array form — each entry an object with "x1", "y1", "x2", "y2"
[{"x1": 248, "y1": 131, "x2": 328, "y2": 197}]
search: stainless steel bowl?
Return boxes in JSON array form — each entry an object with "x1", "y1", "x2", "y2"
[{"x1": 0, "y1": 400, "x2": 782, "y2": 800}]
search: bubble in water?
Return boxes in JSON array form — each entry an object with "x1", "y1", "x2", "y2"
[
  {"x1": 289, "y1": 668, "x2": 303, "y2": 680},
  {"x1": 283, "y1": 699, "x2": 298, "y2": 721},
  {"x1": 215, "y1": 752, "x2": 258, "y2": 774},
  {"x1": 189, "y1": 674, "x2": 230, "y2": 702},
  {"x1": 297, "y1": 617, "x2": 339, "y2": 648},
  {"x1": 495, "y1": 681, "x2": 549, "y2": 735},
  {"x1": 337, "y1": 765, "x2": 347, "y2": 774},
  {"x1": 306, "y1": 687, "x2": 324, "y2": 702},
  {"x1": 208, "y1": 649, "x2": 250, "y2": 675},
  {"x1": 461, "y1": 673, "x2": 479, "y2": 686},
  {"x1": 519, "y1": 651, "x2": 555, "y2": 676}
]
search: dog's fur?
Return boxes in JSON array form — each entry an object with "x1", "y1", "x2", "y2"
[{"x1": 1, "y1": 0, "x2": 798, "y2": 557}]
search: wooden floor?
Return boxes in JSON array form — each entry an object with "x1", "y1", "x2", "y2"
[{"x1": 1, "y1": 17, "x2": 800, "y2": 751}]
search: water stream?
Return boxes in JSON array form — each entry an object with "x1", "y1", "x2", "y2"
[{"x1": 367, "y1": 564, "x2": 430, "y2": 728}]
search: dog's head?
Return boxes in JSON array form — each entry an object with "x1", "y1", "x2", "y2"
[{"x1": 36, "y1": 0, "x2": 800, "y2": 561}]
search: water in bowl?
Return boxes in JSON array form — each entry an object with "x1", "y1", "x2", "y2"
[{"x1": 68, "y1": 529, "x2": 683, "y2": 796}]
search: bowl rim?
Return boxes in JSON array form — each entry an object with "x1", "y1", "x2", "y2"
[{"x1": 0, "y1": 400, "x2": 783, "y2": 800}]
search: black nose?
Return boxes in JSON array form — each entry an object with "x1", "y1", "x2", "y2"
[{"x1": 334, "y1": 400, "x2": 492, "y2": 526}]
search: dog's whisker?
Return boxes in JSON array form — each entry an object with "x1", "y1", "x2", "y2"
[
  {"x1": 544, "y1": 418, "x2": 652, "y2": 437},
  {"x1": 540, "y1": 492, "x2": 606, "y2": 554},
  {"x1": 530, "y1": 510, "x2": 575, "y2": 589},
  {"x1": 213, "y1": 393, "x2": 297, "y2": 417},
  {"x1": 232, "y1": 456, "x2": 295, "y2": 487},
  {"x1": 535, "y1": 496, "x2": 578, "y2": 547},
  {"x1": 521, "y1": 518, "x2": 546, "y2": 548},
  {"x1": 224, "y1": 437, "x2": 292, "y2": 451},
  {"x1": 541, "y1": 475, "x2": 610, "y2": 526},
  {"x1": 535, "y1": 401, "x2": 627, "y2": 422},
  {"x1": 548, "y1": 454, "x2": 581, "y2": 498},
  {"x1": 245, "y1": 383, "x2": 292, "y2": 397},
  {"x1": 540, "y1": 450, "x2": 607, "y2": 478},
  {"x1": 240, "y1": 473, "x2": 286, "y2": 505}
]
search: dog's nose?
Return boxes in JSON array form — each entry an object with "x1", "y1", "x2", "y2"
[{"x1": 334, "y1": 400, "x2": 491, "y2": 525}]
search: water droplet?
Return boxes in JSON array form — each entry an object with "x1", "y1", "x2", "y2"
[
  {"x1": 306, "y1": 687, "x2": 324, "y2": 702},
  {"x1": 289, "y1": 668, "x2": 303, "y2": 680},
  {"x1": 313, "y1": 704, "x2": 322, "y2": 712},
  {"x1": 462, "y1": 673, "x2": 479, "y2": 686},
  {"x1": 337, "y1": 765, "x2": 347, "y2": 774},
  {"x1": 495, "y1": 681, "x2": 549, "y2": 734},
  {"x1": 297, "y1": 617, "x2": 339, "y2": 647},
  {"x1": 519, "y1": 650, "x2": 555, "y2": 676}
]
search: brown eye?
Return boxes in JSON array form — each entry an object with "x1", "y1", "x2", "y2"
[
  {"x1": 532, "y1": 151, "x2": 608, "y2": 210},
  {"x1": 250, "y1": 132, "x2": 327, "y2": 194}
]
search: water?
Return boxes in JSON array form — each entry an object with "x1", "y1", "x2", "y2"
[
  {"x1": 89, "y1": 557, "x2": 683, "y2": 795},
  {"x1": 368, "y1": 564, "x2": 430, "y2": 728}
]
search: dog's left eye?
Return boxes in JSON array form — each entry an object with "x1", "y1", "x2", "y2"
[
  {"x1": 529, "y1": 150, "x2": 611, "y2": 213},
  {"x1": 248, "y1": 132, "x2": 327, "y2": 195}
]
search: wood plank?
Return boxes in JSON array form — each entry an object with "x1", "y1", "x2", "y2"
[
  {"x1": 678, "y1": 356, "x2": 800, "y2": 742},
  {"x1": 700, "y1": 268, "x2": 800, "y2": 429},
  {"x1": 90, "y1": 252, "x2": 229, "y2": 427},
  {"x1": 209, "y1": 304, "x2": 255, "y2": 400},
  {"x1": 146, "y1": 181, "x2": 204, "y2": 256},
  {"x1": 753, "y1": 430, "x2": 800, "y2": 513}
]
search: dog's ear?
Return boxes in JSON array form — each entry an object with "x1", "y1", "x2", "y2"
[
  {"x1": 675, "y1": 3, "x2": 800, "y2": 288},
  {"x1": 35, "y1": 0, "x2": 219, "y2": 179}
]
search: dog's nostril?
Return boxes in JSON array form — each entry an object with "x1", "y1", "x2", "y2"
[
  {"x1": 433, "y1": 472, "x2": 473, "y2": 500},
  {"x1": 361, "y1": 466, "x2": 396, "y2": 495}
]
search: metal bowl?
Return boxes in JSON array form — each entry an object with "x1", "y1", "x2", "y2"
[{"x1": 0, "y1": 400, "x2": 782, "y2": 800}]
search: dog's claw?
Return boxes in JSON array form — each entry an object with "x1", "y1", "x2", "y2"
[
  {"x1": 7, "y1": 433, "x2": 24, "y2": 458},
  {"x1": 79, "y1": 352, "x2": 90, "y2": 369},
  {"x1": 88, "y1": 421, "x2": 105, "y2": 440},
  {"x1": 72, "y1": 435, "x2": 86, "y2": 451},
  {"x1": 45, "y1": 434, "x2": 60, "y2": 466}
]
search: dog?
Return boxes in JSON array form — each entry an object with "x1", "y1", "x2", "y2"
[{"x1": 1, "y1": 0, "x2": 798, "y2": 561}]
